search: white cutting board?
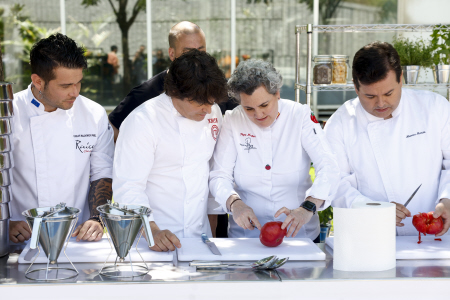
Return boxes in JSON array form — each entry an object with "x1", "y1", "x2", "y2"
[
  {"x1": 177, "y1": 238, "x2": 325, "y2": 261},
  {"x1": 18, "y1": 237, "x2": 172, "y2": 264},
  {"x1": 325, "y1": 236, "x2": 450, "y2": 260}
]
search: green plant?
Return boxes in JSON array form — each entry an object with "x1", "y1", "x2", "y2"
[
  {"x1": 430, "y1": 25, "x2": 450, "y2": 65},
  {"x1": 318, "y1": 206, "x2": 333, "y2": 227},
  {"x1": 393, "y1": 36, "x2": 433, "y2": 68}
]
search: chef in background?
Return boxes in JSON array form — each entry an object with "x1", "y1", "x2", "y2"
[
  {"x1": 324, "y1": 42, "x2": 450, "y2": 236},
  {"x1": 113, "y1": 50, "x2": 227, "y2": 251},
  {"x1": 209, "y1": 59, "x2": 340, "y2": 241},
  {"x1": 9, "y1": 33, "x2": 114, "y2": 243}
]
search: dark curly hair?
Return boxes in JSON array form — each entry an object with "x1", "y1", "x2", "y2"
[
  {"x1": 164, "y1": 49, "x2": 227, "y2": 105},
  {"x1": 352, "y1": 42, "x2": 402, "y2": 90},
  {"x1": 30, "y1": 33, "x2": 87, "y2": 83}
]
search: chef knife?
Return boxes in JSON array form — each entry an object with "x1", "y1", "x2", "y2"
[
  {"x1": 403, "y1": 184, "x2": 422, "y2": 207},
  {"x1": 172, "y1": 248, "x2": 178, "y2": 267},
  {"x1": 201, "y1": 233, "x2": 222, "y2": 256}
]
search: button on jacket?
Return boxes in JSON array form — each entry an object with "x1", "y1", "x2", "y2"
[
  {"x1": 209, "y1": 99, "x2": 340, "y2": 239},
  {"x1": 11, "y1": 85, "x2": 114, "y2": 223},
  {"x1": 324, "y1": 89, "x2": 450, "y2": 236},
  {"x1": 113, "y1": 93, "x2": 222, "y2": 238}
]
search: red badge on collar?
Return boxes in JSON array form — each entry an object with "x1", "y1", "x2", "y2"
[{"x1": 310, "y1": 112, "x2": 319, "y2": 124}]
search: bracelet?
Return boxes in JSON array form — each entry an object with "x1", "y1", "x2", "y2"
[{"x1": 229, "y1": 198, "x2": 242, "y2": 212}]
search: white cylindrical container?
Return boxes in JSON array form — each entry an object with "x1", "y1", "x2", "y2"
[{"x1": 333, "y1": 201, "x2": 396, "y2": 272}]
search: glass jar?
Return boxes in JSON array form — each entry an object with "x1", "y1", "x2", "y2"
[
  {"x1": 313, "y1": 55, "x2": 332, "y2": 85},
  {"x1": 332, "y1": 55, "x2": 349, "y2": 84}
]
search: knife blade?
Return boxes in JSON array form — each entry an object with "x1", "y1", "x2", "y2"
[
  {"x1": 201, "y1": 233, "x2": 222, "y2": 256},
  {"x1": 404, "y1": 184, "x2": 422, "y2": 207},
  {"x1": 172, "y1": 248, "x2": 178, "y2": 267}
]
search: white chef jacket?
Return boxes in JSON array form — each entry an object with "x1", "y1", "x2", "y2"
[
  {"x1": 112, "y1": 93, "x2": 222, "y2": 238},
  {"x1": 209, "y1": 99, "x2": 340, "y2": 239},
  {"x1": 11, "y1": 84, "x2": 114, "y2": 224},
  {"x1": 324, "y1": 89, "x2": 450, "y2": 236}
]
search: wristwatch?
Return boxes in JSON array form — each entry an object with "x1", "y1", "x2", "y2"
[{"x1": 300, "y1": 200, "x2": 316, "y2": 214}]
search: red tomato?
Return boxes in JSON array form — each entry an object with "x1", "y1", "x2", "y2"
[
  {"x1": 412, "y1": 212, "x2": 444, "y2": 235},
  {"x1": 259, "y1": 221, "x2": 287, "y2": 247}
]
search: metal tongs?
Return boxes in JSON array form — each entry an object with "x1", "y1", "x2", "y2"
[
  {"x1": 190, "y1": 255, "x2": 289, "y2": 270},
  {"x1": 105, "y1": 201, "x2": 155, "y2": 247}
]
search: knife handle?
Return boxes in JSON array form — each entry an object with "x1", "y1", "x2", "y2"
[{"x1": 201, "y1": 233, "x2": 210, "y2": 243}]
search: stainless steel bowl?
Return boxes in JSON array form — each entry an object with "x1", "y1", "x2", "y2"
[
  {"x1": 0, "y1": 135, "x2": 11, "y2": 153},
  {"x1": 402, "y1": 66, "x2": 421, "y2": 84},
  {"x1": 0, "y1": 83, "x2": 13, "y2": 101},
  {"x1": 433, "y1": 65, "x2": 450, "y2": 84},
  {"x1": 0, "y1": 152, "x2": 13, "y2": 169},
  {"x1": 0, "y1": 203, "x2": 10, "y2": 220},
  {"x1": 0, "y1": 170, "x2": 11, "y2": 187},
  {"x1": 0, "y1": 119, "x2": 11, "y2": 135},
  {"x1": 0, "y1": 101, "x2": 13, "y2": 118},
  {"x1": 0, "y1": 220, "x2": 8, "y2": 257},
  {"x1": 0, "y1": 186, "x2": 11, "y2": 203}
]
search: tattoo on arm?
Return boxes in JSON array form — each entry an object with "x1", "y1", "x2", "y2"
[{"x1": 88, "y1": 178, "x2": 112, "y2": 217}]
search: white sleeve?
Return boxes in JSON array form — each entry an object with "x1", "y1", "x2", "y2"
[
  {"x1": 437, "y1": 94, "x2": 450, "y2": 202},
  {"x1": 209, "y1": 112, "x2": 240, "y2": 213},
  {"x1": 112, "y1": 112, "x2": 156, "y2": 220},
  {"x1": 90, "y1": 111, "x2": 114, "y2": 182},
  {"x1": 300, "y1": 107, "x2": 341, "y2": 210},
  {"x1": 323, "y1": 111, "x2": 372, "y2": 208}
]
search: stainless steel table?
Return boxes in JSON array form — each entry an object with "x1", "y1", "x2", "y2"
[{"x1": 1, "y1": 243, "x2": 450, "y2": 299}]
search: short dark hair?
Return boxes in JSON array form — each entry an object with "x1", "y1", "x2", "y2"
[
  {"x1": 164, "y1": 49, "x2": 227, "y2": 105},
  {"x1": 30, "y1": 33, "x2": 87, "y2": 83},
  {"x1": 111, "y1": 45, "x2": 118, "y2": 51},
  {"x1": 352, "y1": 42, "x2": 402, "y2": 90}
]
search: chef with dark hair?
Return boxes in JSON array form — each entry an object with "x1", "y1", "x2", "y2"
[
  {"x1": 324, "y1": 42, "x2": 450, "y2": 236},
  {"x1": 113, "y1": 50, "x2": 228, "y2": 251}
]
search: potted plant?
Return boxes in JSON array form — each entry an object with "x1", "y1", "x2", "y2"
[
  {"x1": 430, "y1": 25, "x2": 450, "y2": 84},
  {"x1": 392, "y1": 36, "x2": 433, "y2": 84},
  {"x1": 318, "y1": 206, "x2": 333, "y2": 243}
]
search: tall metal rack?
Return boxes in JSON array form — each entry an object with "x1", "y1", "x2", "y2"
[{"x1": 295, "y1": 24, "x2": 450, "y2": 111}]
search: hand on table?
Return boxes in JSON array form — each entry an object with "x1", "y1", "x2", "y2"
[
  {"x1": 9, "y1": 220, "x2": 32, "y2": 243},
  {"x1": 231, "y1": 200, "x2": 261, "y2": 231},
  {"x1": 390, "y1": 201, "x2": 411, "y2": 227},
  {"x1": 275, "y1": 207, "x2": 312, "y2": 238},
  {"x1": 434, "y1": 198, "x2": 450, "y2": 236},
  {"x1": 148, "y1": 221, "x2": 181, "y2": 252},
  {"x1": 72, "y1": 220, "x2": 103, "y2": 242}
]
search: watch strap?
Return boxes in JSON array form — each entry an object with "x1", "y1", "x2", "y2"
[{"x1": 300, "y1": 200, "x2": 316, "y2": 214}]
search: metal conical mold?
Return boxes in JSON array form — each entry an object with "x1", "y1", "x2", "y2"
[
  {"x1": 0, "y1": 82, "x2": 13, "y2": 101},
  {"x1": 97, "y1": 203, "x2": 152, "y2": 260},
  {"x1": 22, "y1": 206, "x2": 80, "y2": 263}
]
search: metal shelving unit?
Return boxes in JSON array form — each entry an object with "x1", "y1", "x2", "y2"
[{"x1": 295, "y1": 23, "x2": 450, "y2": 116}]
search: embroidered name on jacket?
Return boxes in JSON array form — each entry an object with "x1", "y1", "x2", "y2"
[
  {"x1": 240, "y1": 137, "x2": 257, "y2": 153},
  {"x1": 75, "y1": 139, "x2": 95, "y2": 153},
  {"x1": 406, "y1": 131, "x2": 426, "y2": 138}
]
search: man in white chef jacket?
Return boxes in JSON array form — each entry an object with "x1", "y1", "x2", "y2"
[
  {"x1": 9, "y1": 33, "x2": 114, "y2": 243},
  {"x1": 324, "y1": 42, "x2": 450, "y2": 236},
  {"x1": 113, "y1": 50, "x2": 228, "y2": 251}
]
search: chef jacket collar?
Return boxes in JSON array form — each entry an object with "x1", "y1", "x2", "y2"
[
  {"x1": 26, "y1": 84, "x2": 74, "y2": 115},
  {"x1": 27, "y1": 84, "x2": 46, "y2": 113},
  {"x1": 164, "y1": 93, "x2": 185, "y2": 118},
  {"x1": 360, "y1": 90, "x2": 404, "y2": 123}
]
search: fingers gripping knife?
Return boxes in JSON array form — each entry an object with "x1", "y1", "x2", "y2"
[{"x1": 96, "y1": 201, "x2": 154, "y2": 278}]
